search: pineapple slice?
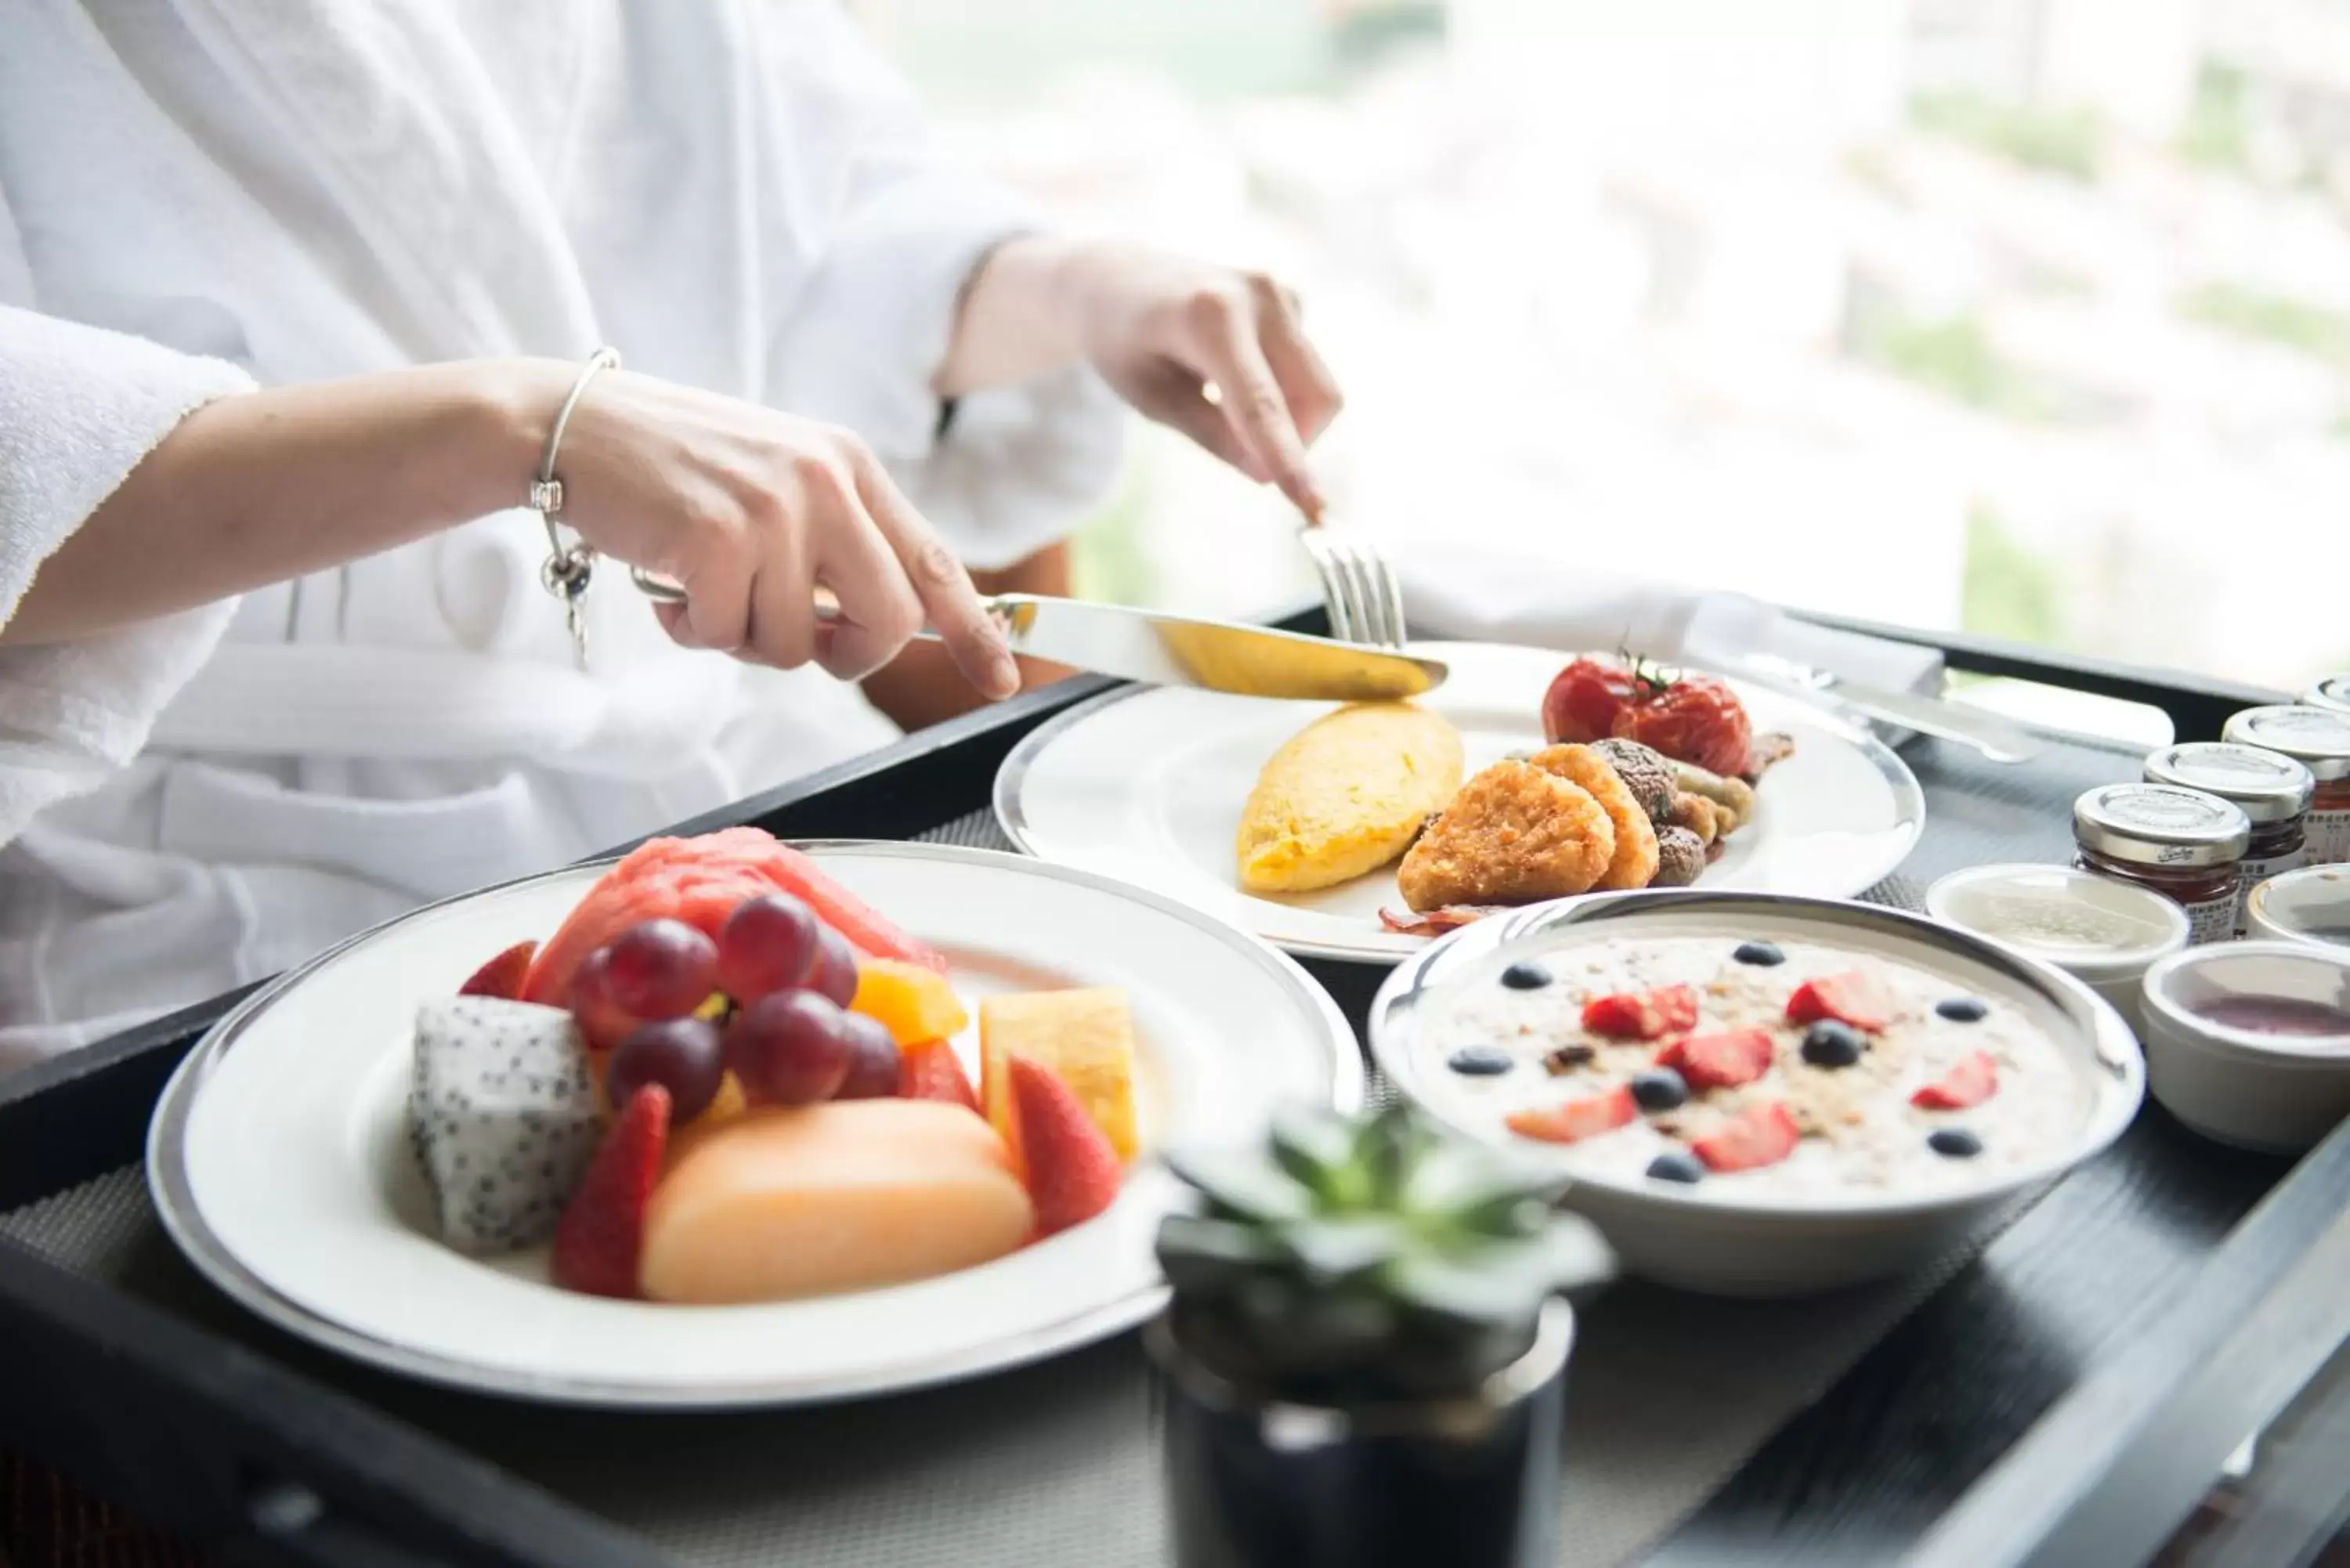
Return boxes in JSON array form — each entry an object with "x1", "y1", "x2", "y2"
[
  {"x1": 978, "y1": 988, "x2": 1139, "y2": 1165},
  {"x1": 852, "y1": 959, "x2": 970, "y2": 1046}
]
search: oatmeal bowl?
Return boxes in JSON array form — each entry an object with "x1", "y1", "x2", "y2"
[{"x1": 1367, "y1": 891, "x2": 2143, "y2": 1296}]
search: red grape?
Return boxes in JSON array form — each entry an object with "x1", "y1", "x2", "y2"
[
  {"x1": 716, "y1": 893, "x2": 819, "y2": 1002},
  {"x1": 725, "y1": 991, "x2": 852, "y2": 1105},
  {"x1": 568, "y1": 948, "x2": 642, "y2": 1051},
  {"x1": 602, "y1": 917, "x2": 719, "y2": 1020},
  {"x1": 607, "y1": 1017, "x2": 725, "y2": 1122},
  {"x1": 834, "y1": 1011, "x2": 902, "y2": 1100},
  {"x1": 806, "y1": 924, "x2": 860, "y2": 1008}
]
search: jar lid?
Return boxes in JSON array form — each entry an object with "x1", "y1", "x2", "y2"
[
  {"x1": 2302, "y1": 676, "x2": 2350, "y2": 716},
  {"x1": 2222, "y1": 706, "x2": 2350, "y2": 781},
  {"x1": 2074, "y1": 783, "x2": 2251, "y2": 868},
  {"x1": 2144, "y1": 742, "x2": 2315, "y2": 822}
]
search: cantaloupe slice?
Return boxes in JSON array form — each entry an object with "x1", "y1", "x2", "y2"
[
  {"x1": 639, "y1": 1100, "x2": 1032, "y2": 1304},
  {"x1": 978, "y1": 988, "x2": 1139, "y2": 1165}
]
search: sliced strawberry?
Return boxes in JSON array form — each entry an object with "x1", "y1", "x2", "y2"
[
  {"x1": 1690, "y1": 1101, "x2": 1801, "y2": 1172},
  {"x1": 1581, "y1": 983, "x2": 1701, "y2": 1041},
  {"x1": 899, "y1": 1038, "x2": 982, "y2": 1115},
  {"x1": 1911, "y1": 1050, "x2": 1998, "y2": 1111},
  {"x1": 458, "y1": 940, "x2": 538, "y2": 1000},
  {"x1": 551, "y1": 1083, "x2": 671, "y2": 1299},
  {"x1": 1007, "y1": 1054, "x2": 1123, "y2": 1237},
  {"x1": 1505, "y1": 1085, "x2": 1638, "y2": 1144},
  {"x1": 1654, "y1": 1028, "x2": 1776, "y2": 1091},
  {"x1": 1785, "y1": 971, "x2": 1893, "y2": 1033}
]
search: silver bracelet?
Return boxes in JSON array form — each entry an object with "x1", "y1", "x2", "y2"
[{"x1": 533, "y1": 346, "x2": 620, "y2": 667}]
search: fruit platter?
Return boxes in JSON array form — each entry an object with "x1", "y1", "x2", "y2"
[
  {"x1": 997, "y1": 641, "x2": 1925, "y2": 964},
  {"x1": 148, "y1": 834, "x2": 1358, "y2": 1405}
]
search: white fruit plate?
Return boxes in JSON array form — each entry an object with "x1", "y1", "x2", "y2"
[
  {"x1": 148, "y1": 841, "x2": 1361, "y2": 1408},
  {"x1": 995, "y1": 641, "x2": 1927, "y2": 965}
]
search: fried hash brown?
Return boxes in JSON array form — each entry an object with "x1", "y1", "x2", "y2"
[{"x1": 1397, "y1": 760, "x2": 1615, "y2": 911}]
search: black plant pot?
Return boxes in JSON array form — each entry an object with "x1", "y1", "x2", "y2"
[{"x1": 1147, "y1": 1299, "x2": 1573, "y2": 1568}]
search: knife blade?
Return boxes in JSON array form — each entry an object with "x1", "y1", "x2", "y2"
[
  {"x1": 985, "y1": 594, "x2": 1447, "y2": 700},
  {"x1": 1723, "y1": 652, "x2": 2041, "y2": 764},
  {"x1": 628, "y1": 568, "x2": 1447, "y2": 700}
]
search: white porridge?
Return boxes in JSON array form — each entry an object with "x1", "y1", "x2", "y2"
[{"x1": 1409, "y1": 932, "x2": 2085, "y2": 1198}]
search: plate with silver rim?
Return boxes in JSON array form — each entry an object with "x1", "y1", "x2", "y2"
[
  {"x1": 995, "y1": 640, "x2": 1927, "y2": 965},
  {"x1": 148, "y1": 840, "x2": 1361, "y2": 1408}
]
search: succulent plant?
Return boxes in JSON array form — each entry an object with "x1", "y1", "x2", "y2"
[{"x1": 1155, "y1": 1100, "x2": 1615, "y2": 1404}]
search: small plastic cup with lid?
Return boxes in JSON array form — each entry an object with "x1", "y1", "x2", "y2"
[
  {"x1": 1927, "y1": 862, "x2": 2189, "y2": 1037},
  {"x1": 2145, "y1": 742, "x2": 2315, "y2": 935},
  {"x1": 2244, "y1": 864, "x2": 2350, "y2": 952},
  {"x1": 2138, "y1": 941, "x2": 2350, "y2": 1152},
  {"x1": 2222, "y1": 705, "x2": 2350, "y2": 866},
  {"x1": 2072, "y1": 782, "x2": 2251, "y2": 948}
]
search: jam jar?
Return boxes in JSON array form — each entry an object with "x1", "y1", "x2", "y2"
[
  {"x1": 2145, "y1": 742, "x2": 2315, "y2": 936},
  {"x1": 2073, "y1": 783, "x2": 2251, "y2": 946},
  {"x1": 2301, "y1": 675, "x2": 2350, "y2": 717},
  {"x1": 2223, "y1": 706, "x2": 2350, "y2": 865}
]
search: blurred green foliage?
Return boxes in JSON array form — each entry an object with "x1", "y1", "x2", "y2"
[
  {"x1": 1911, "y1": 91, "x2": 2104, "y2": 182},
  {"x1": 2178, "y1": 63, "x2": 2253, "y2": 175},
  {"x1": 2181, "y1": 282, "x2": 2350, "y2": 370},
  {"x1": 1960, "y1": 502, "x2": 2065, "y2": 647},
  {"x1": 1851, "y1": 307, "x2": 2066, "y2": 423}
]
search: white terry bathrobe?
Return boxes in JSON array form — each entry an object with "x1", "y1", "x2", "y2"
[{"x1": 0, "y1": 1, "x2": 1126, "y2": 1068}]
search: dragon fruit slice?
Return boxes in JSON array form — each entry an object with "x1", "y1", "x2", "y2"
[{"x1": 409, "y1": 997, "x2": 603, "y2": 1256}]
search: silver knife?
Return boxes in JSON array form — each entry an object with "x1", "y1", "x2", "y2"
[
  {"x1": 631, "y1": 569, "x2": 1447, "y2": 701},
  {"x1": 1723, "y1": 652, "x2": 2041, "y2": 764}
]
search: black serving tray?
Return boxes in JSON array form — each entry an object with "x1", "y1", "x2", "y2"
[{"x1": 3, "y1": 609, "x2": 2343, "y2": 1568}]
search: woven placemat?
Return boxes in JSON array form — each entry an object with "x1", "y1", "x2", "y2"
[{"x1": 0, "y1": 732, "x2": 2142, "y2": 1568}]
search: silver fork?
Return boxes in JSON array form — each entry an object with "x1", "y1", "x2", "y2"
[{"x1": 1299, "y1": 522, "x2": 1408, "y2": 649}]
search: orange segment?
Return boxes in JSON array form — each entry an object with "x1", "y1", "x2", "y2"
[
  {"x1": 976, "y1": 988, "x2": 1139, "y2": 1165},
  {"x1": 851, "y1": 959, "x2": 970, "y2": 1047}
]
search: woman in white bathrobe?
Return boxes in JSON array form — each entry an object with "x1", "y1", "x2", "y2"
[{"x1": 0, "y1": 2, "x2": 1340, "y2": 1068}]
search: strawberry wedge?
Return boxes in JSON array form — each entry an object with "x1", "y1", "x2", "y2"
[
  {"x1": 1582, "y1": 984, "x2": 1701, "y2": 1041},
  {"x1": 1655, "y1": 1028, "x2": 1775, "y2": 1091},
  {"x1": 1690, "y1": 1102, "x2": 1801, "y2": 1172},
  {"x1": 523, "y1": 828, "x2": 946, "y2": 1005},
  {"x1": 1506, "y1": 1086, "x2": 1638, "y2": 1145},
  {"x1": 1784, "y1": 971, "x2": 1893, "y2": 1033},
  {"x1": 1911, "y1": 1050, "x2": 1998, "y2": 1111}
]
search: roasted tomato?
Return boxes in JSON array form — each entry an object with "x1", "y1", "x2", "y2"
[
  {"x1": 1612, "y1": 674, "x2": 1753, "y2": 779},
  {"x1": 1540, "y1": 657, "x2": 1638, "y2": 745}
]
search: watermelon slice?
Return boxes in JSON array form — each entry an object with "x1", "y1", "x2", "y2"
[{"x1": 522, "y1": 829, "x2": 946, "y2": 1006}]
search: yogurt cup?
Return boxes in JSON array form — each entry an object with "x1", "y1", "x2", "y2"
[
  {"x1": 2139, "y1": 941, "x2": 2350, "y2": 1153},
  {"x1": 2244, "y1": 864, "x2": 2350, "y2": 952},
  {"x1": 1925, "y1": 863, "x2": 2189, "y2": 1039}
]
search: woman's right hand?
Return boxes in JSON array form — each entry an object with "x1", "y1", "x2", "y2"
[{"x1": 546, "y1": 366, "x2": 1021, "y2": 699}]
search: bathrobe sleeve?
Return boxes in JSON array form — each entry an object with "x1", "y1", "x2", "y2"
[
  {"x1": 753, "y1": 1, "x2": 1126, "y2": 571},
  {"x1": 0, "y1": 212, "x2": 255, "y2": 844}
]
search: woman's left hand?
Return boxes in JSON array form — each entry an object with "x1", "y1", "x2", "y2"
[
  {"x1": 940, "y1": 238, "x2": 1344, "y2": 518},
  {"x1": 1062, "y1": 244, "x2": 1343, "y2": 517}
]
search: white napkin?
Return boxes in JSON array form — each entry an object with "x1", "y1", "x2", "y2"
[{"x1": 1392, "y1": 544, "x2": 1945, "y2": 696}]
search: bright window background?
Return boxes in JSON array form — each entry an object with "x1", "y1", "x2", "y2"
[{"x1": 856, "y1": 0, "x2": 2350, "y2": 696}]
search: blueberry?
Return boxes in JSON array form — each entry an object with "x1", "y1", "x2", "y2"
[
  {"x1": 1936, "y1": 996, "x2": 1989, "y2": 1023},
  {"x1": 1500, "y1": 960, "x2": 1553, "y2": 991},
  {"x1": 1928, "y1": 1127, "x2": 1983, "y2": 1158},
  {"x1": 1446, "y1": 1046, "x2": 1515, "y2": 1077},
  {"x1": 1801, "y1": 1021, "x2": 1865, "y2": 1068},
  {"x1": 1630, "y1": 1068, "x2": 1689, "y2": 1111},
  {"x1": 1646, "y1": 1151, "x2": 1705, "y2": 1183},
  {"x1": 1733, "y1": 941, "x2": 1786, "y2": 967}
]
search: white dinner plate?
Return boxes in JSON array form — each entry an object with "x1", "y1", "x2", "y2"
[
  {"x1": 148, "y1": 841, "x2": 1361, "y2": 1407},
  {"x1": 996, "y1": 641, "x2": 1927, "y2": 965}
]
